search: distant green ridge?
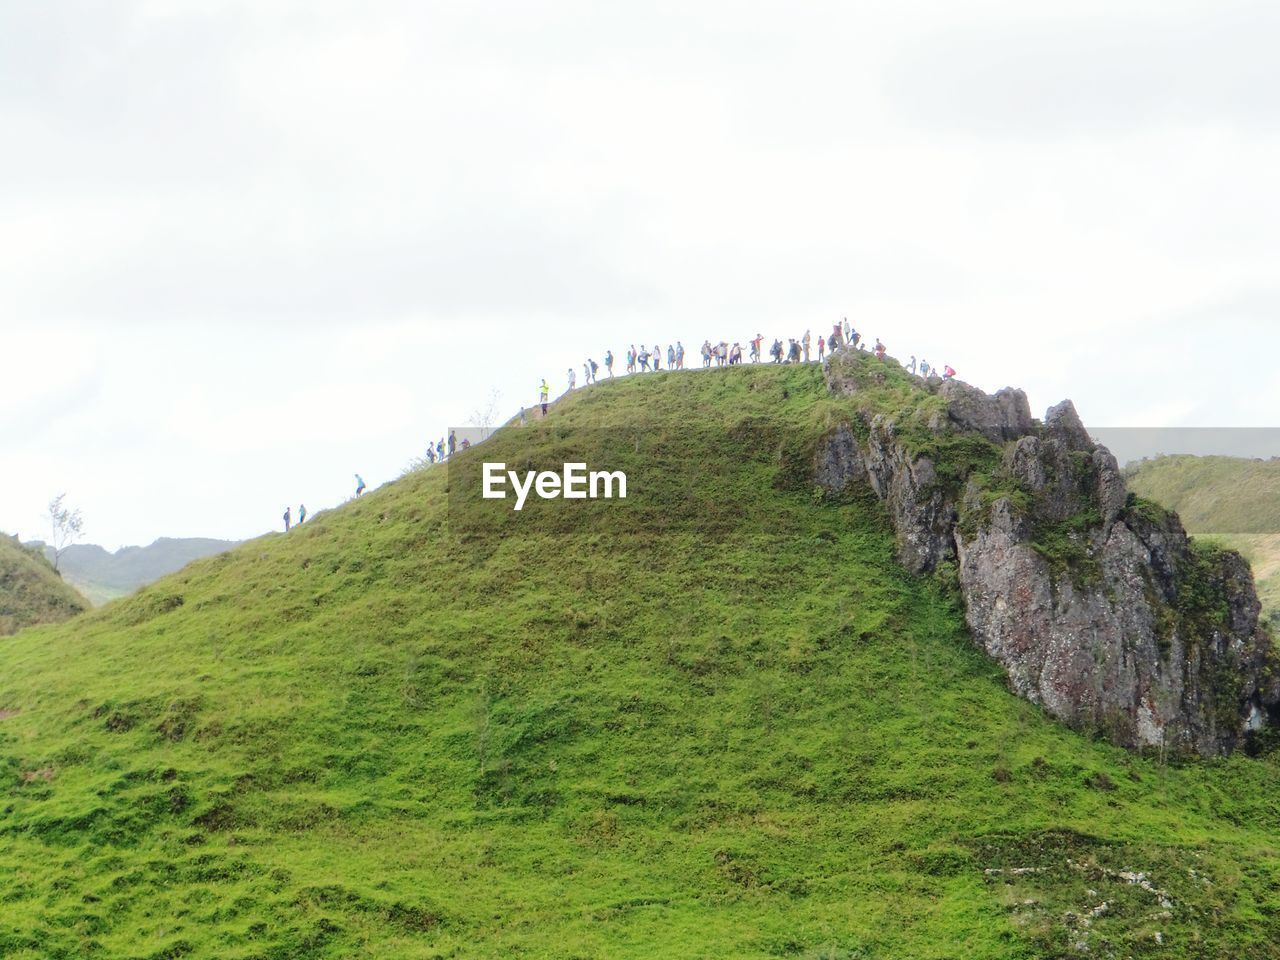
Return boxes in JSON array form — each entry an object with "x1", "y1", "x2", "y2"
[
  {"x1": 0, "y1": 365, "x2": 1278, "y2": 958},
  {"x1": 1127, "y1": 454, "x2": 1280, "y2": 618}
]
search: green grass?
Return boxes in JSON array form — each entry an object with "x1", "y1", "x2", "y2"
[
  {"x1": 2, "y1": 367, "x2": 1280, "y2": 957},
  {"x1": 1127, "y1": 456, "x2": 1280, "y2": 619},
  {"x1": 0, "y1": 535, "x2": 87, "y2": 635}
]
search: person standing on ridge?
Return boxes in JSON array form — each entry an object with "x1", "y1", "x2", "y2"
[
  {"x1": 604, "y1": 349, "x2": 614, "y2": 376},
  {"x1": 589, "y1": 358, "x2": 599, "y2": 383},
  {"x1": 675, "y1": 341, "x2": 685, "y2": 369},
  {"x1": 449, "y1": 429, "x2": 457, "y2": 455},
  {"x1": 436, "y1": 438, "x2": 445, "y2": 461},
  {"x1": 626, "y1": 346, "x2": 636, "y2": 374},
  {"x1": 355, "y1": 474, "x2": 366, "y2": 497},
  {"x1": 843, "y1": 317, "x2": 852, "y2": 343},
  {"x1": 652, "y1": 345, "x2": 662, "y2": 371},
  {"x1": 283, "y1": 506, "x2": 291, "y2": 531},
  {"x1": 568, "y1": 367, "x2": 577, "y2": 390},
  {"x1": 666, "y1": 344, "x2": 675, "y2": 369},
  {"x1": 818, "y1": 335, "x2": 825, "y2": 362},
  {"x1": 943, "y1": 364, "x2": 956, "y2": 380},
  {"x1": 519, "y1": 406, "x2": 527, "y2": 426},
  {"x1": 751, "y1": 334, "x2": 763, "y2": 362},
  {"x1": 907, "y1": 355, "x2": 917, "y2": 375},
  {"x1": 802, "y1": 330, "x2": 811, "y2": 362},
  {"x1": 920, "y1": 359, "x2": 931, "y2": 379},
  {"x1": 299, "y1": 504, "x2": 307, "y2": 524}
]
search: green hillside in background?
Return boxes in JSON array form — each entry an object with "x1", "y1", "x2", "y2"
[
  {"x1": 27, "y1": 538, "x2": 241, "y2": 606},
  {"x1": 0, "y1": 534, "x2": 87, "y2": 636},
  {"x1": 1126, "y1": 455, "x2": 1280, "y2": 619},
  {"x1": 3, "y1": 365, "x2": 1280, "y2": 958}
]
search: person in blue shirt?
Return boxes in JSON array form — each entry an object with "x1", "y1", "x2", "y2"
[
  {"x1": 355, "y1": 474, "x2": 366, "y2": 497},
  {"x1": 283, "y1": 506, "x2": 291, "y2": 531},
  {"x1": 299, "y1": 504, "x2": 307, "y2": 524}
]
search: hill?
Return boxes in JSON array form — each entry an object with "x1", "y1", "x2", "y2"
[
  {"x1": 26, "y1": 538, "x2": 240, "y2": 606},
  {"x1": 1125, "y1": 455, "x2": 1280, "y2": 620},
  {"x1": 0, "y1": 534, "x2": 88, "y2": 636},
  {"x1": 2, "y1": 365, "x2": 1280, "y2": 958}
]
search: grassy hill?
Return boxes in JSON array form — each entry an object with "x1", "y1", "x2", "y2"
[
  {"x1": 0, "y1": 534, "x2": 87, "y2": 636},
  {"x1": 3, "y1": 365, "x2": 1280, "y2": 958},
  {"x1": 28, "y1": 538, "x2": 241, "y2": 606},
  {"x1": 1126, "y1": 455, "x2": 1280, "y2": 619}
]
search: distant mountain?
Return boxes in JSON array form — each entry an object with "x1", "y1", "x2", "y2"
[
  {"x1": 1125, "y1": 455, "x2": 1280, "y2": 620},
  {"x1": 0, "y1": 533, "x2": 87, "y2": 635},
  {"x1": 27, "y1": 537, "x2": 239, "y2": 605}
]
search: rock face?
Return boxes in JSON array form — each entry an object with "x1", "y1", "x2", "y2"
[{"x1": 817, "y1": 352, "x2": 1279, "y2": 755}]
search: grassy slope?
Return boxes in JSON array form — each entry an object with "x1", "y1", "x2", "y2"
[
  {"x1": 2, "y1": 365, "x2": 1280, "y2": 958},
  {"x1": 0, "y1": 535, "x2": 87, "y2": 636},
  {"x1": 1126, "y1": 455, "x2": 1280, "y2": 617}
]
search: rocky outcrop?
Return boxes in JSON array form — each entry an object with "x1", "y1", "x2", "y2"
[{"x1": 817, "y1": 351, "x2": 1279, "y2": 755}]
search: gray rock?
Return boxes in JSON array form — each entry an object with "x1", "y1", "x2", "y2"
[
  {"x1": 817, "y1": 374, "x2": 1278, "y2": 755},
  {"x1": 939, "y1": 380, "x2": 1035, "y2": 443}
]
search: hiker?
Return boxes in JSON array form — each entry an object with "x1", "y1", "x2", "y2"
[
  {"x1": 843, "y1": 317, "x2": 852, "y2": 343},
  {"x1": 583, "y1": 362, "x2": 591, "y2": 385},
  {"x1": 675, "y1": 341, "x2": 685, "y2": 369},
  {"x1": 770, "y1": 339, "x2": 783, "y2": 363},
  {"x1": 849, "y1": 327, "x2": 861, "y2": 349},
  {"x1": 667, "y1": 344, "x2": 675, "y2": 369},
  {"x1": 540, "y1": 379, "x2": 550, "y2": 402},
  {"x1": 604, "y1": 349, "x2": 614, "y2": 376},
  {"x1": 787, "y1": 339, "x2": 801, "y2": 363},
  {"x1": 283, "y1": 506, "x2": 291, "y2": 531},
  {"x1": 436, "y1": 439, "x2": 445, "y2": 461},
  {"x1": 920, "y1": 359, "x2": 931, "y2": 379},
  {"x1": 519, "y1": 406, "x2": 527, "y2": 426},
  {"x1": 874, "y1": 339, "x2": 886, "y2": 360},
  {"x1": 448, "y1": 430, "x2": 457, "y2": 456},
  {"x1": 461, "y1": 438, "x2": 471, "y2": 449},
  {"x1": 907, "y1": 355, "x2": 917, "y2": 375},
  {"x1": 355, "y1": 474, "x2": 366, "y2": 497},
  {"x1": 589, "y1": 358, "x2": 599, "y2": 383},
  {"x1": 830, "y1": 323, "x2": 842, "y2": 350},
  {"x1": 626, "y1": 346, "x2": 636, "y2": 374},
  {"x1": 750, "y1": 334, "x2": 763, "y2": 362},
  {"x1": 638, "y1": 348, "x2": 651, "y2": 371},
  {"x1": 802, "y1": 330, "x2": 811, "y2": 362},
  {"x1": 426, "y1": 446, "x2": 436, "y2": 464},
  {"x1": 818, "y1": 335, "x2": 825, "y2": 361},
  {"x1": 729, "y1": 342, "x2": 742, "y2": 365},
  {"x1": 943, "y1": 364, "x2": 956, "y2": 380},
  {"x1": 299, "y1": 504, "x2": 307, "y2": 524},
  {"x1": 568, "y1": 367, "x2": 576, "y2": 390},
  {"x1": 701, "y1": 340, "x2": 712, "y2": 368},
  {"x1": 652, "y1": 345, "x2": 662, "y2": 371}
]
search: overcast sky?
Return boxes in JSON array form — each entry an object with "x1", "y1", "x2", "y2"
[{"x1": 3, "y1": 0, "x2": 1279, "y2": 548}]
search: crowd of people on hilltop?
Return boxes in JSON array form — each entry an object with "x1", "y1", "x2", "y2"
[
  {"x1": 552, "y1": 319, "x2": 955, "y2": 396},
  {"x1": 282, "y1": 319, "x2": 955, "y2": 530}
]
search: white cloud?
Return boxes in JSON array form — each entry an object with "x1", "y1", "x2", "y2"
[{"x1": 1, "y1": 0, "x2": 1278, "y2": 545}]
